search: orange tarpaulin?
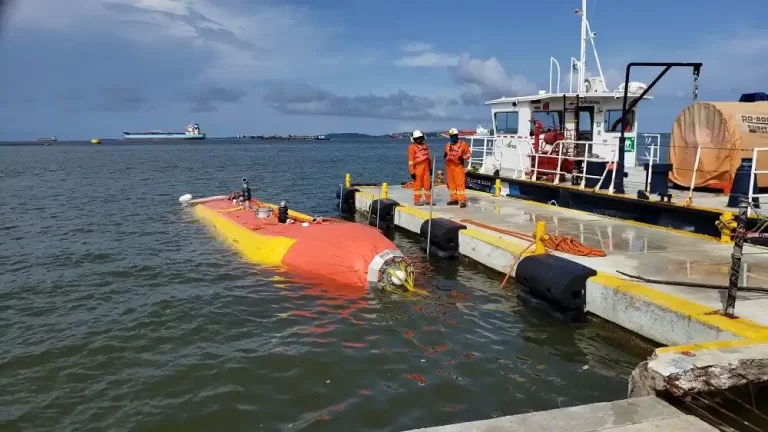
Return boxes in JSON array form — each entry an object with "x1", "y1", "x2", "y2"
[{"x1": 669, "y1": 101, "x2": 768, "y2": 191}]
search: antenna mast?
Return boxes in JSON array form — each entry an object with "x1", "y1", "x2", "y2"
[{"x1": 578, "y1": 0, "x2": 587, "y2": 92}]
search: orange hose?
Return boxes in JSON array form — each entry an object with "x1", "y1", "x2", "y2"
[{"x1": 459, "y1": 219, "x2": 606, "y2": 258}]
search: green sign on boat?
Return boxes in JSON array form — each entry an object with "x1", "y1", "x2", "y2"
[{"x1": 624, "y1": 136, "x2": 635, "y2": 152}]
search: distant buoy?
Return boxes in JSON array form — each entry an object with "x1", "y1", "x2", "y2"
[
  {"x1": 91, "y1": 138, "x2": 101, "y2": 144},
  {"x1": 179, "y1": 194, "x2": 193, "y2": 204}
]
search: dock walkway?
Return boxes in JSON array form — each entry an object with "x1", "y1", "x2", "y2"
[
  {"x1": 404, "y1": 396, "x2": 717, "y2": 431},
  {"x1": 353, "y1": 184, "x2": 768, "y2": 347}
]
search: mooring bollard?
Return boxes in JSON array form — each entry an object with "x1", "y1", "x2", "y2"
[
  {"x1": 534, "y1": 221, "x2": 548, "y2": 255},
  {"x1": 724, "y1": 198, "x2": 748, "y2": 317},
  {"x1": 494, "y1": 178, "x2": 502, "y2": 197},
  {"x1": 382, "y1": 183, "x2": 388, "y2": 200}
]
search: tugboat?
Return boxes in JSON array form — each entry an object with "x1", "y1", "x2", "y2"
[
  {"x1": 122, "y1": 123, "x2": 206, "y2": 140},
  {"x1": 459, "y1": 0, "x2": 759, "y2": 239}
]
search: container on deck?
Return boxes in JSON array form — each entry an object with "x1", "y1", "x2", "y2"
[
  {"x1": 643, "y1": 163, "x2": 673, "y2": 196},
  {"x1": 584, "y1": 161, "x2": 610, "y2": 189},
  {"x1": 256, "y1": 207, "x2": 272, "y2": 218},
  {"x1": 727, "y1": 158, "x2": 760, "y2": 208}
]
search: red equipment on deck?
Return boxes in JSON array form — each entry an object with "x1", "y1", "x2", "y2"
[{"x1": 528, "y1": 120, "x2": 574, "y2": 181}]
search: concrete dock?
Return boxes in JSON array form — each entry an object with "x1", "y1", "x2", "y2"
[
  {"x1": 404, "y1": 396, "x2": 717, "y2": 431},
  {"x1": 353, "y1": 184, "x2": 768, "y2": 347},
  {"x1": 349, "y1": 183, "x2": 768, "y2": 431}
]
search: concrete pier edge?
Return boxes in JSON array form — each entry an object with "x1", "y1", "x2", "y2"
[
  {"x1": 354, "y1": 189, "x2": 768, "y2": 347},
  {"x1": 352, "y1": 186, "x2": 768, "y2": 431}
]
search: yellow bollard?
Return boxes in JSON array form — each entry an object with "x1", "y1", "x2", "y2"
[
  {"x1": 345, "y1": 173, "x2": 351, "y2": 188},
  {"x1": 534, "y1": 221, "x2": 548, "y2": 254},
  {"x1": 382, "y1": 183, "x2": 388, "y2": 199},
  {"x1": 719, "y1": 212, "x2": 734, "y2": 243},
  {"x1": 494, "y1": 178, "x2": 502, "y2": 197}
]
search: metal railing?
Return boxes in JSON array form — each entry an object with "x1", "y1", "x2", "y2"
[
  {"x1": 530, "y1": 140, "x2": 620, "y2": 192},
  {"x1": 470, "y1": 134, "x2": 620, "y2": 193},
  {"x1": 468, "y1": 134, "x2": 533, "y2": 179},
  {"x1": 748, "y1": 147, "x2": 768, "y2": 216},
  {"x1": 549, "y1": 57, "x2": 561, "y2": 94}
]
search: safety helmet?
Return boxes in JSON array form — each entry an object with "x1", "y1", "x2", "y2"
[
  {"x1": 411, "y1": 130, "x2": 424, "y2": 139},
  {"x1": 448, "y1": 128, "x2": 459, "y2": 136}
]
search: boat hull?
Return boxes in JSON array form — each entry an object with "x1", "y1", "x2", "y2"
[
  {"x1": 122, "y1": 133, "x2": 206, "y2": 140},
  {"x1": 190, "y1": 197, "x2": 414, "y2": 290}
]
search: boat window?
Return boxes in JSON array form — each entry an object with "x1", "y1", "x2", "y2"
[
  {"x1": 494, "y1": 112, "x2": 519, "y2": 134},
  {"x1": 530, "y1": 111, "x2": 562, "y2": 132},
  {"x1": 604, "y1": 110, "x2": 635, "y2": 132},
  {"x1": 578, "y1": 110, "x2": 593, "y2": 131}
]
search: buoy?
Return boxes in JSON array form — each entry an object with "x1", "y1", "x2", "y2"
[
  {"x1": 91, "y1": 138, "x2": 101, "y2": 144},
  {"x1": 179, "y1": 194, "x2": 193, "y2": 203}
]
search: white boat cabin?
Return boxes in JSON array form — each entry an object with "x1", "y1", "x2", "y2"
[
  {"x1": 480, "y1": 80, "x2": 650, "y2": 178},
  {"x1": 468, "y1": 0, "x2": 653, "y2": 184}
]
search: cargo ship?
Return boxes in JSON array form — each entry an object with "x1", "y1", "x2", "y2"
[{"x1": 122, "y1": 123, "x2": 205, "y2": 140}]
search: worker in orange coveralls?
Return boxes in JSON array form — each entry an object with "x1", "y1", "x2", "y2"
[
  {"x1": 444, "y1": 128, "x2": 471, "y2": 208},
  {"x1": 408, "y1": 130, "x2": 433, "y2": 206}
]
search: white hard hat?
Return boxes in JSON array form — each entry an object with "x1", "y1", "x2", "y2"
[
  {"x1": 448, "y1": 128, "x2": 459, "y2": 136},
  {"x1": 411, "y1": 130, "x2": 424, "y2": 139}
]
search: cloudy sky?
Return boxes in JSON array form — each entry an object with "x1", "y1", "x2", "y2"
[{"x1": 0, "y1": 0, "x2": 766, "y2": 139}]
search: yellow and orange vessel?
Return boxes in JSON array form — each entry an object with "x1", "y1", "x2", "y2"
[{"x1": 180, "y1": 193, "x2": 416, "y2": 292}]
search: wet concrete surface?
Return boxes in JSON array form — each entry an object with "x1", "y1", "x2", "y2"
[{"x1": 360, "y1": 185, "x2": 768, "y2": 327}]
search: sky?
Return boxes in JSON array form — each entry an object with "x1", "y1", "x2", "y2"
[{"x1": 0, "y1": 0, "x2": 766, "y2": 140}]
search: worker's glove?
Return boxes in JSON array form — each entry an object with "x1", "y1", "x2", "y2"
[{"x1": 410, "y1": 173, "x2": 416, "y2": 180}]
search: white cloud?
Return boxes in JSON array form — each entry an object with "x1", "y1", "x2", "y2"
[
  {"x1": 395, "y1": 52, "x2": 460, "y2": 68},
  {"x1": 5, "y1": 0, "x2": 337, "y2": 81},
  {"x1": 596, "y1": 31, "x2": 768, "y2": 97},
  {"x1": 452, "y1": 54, "x2": 536, "y2": 104},
  {"x1": 401, "y1": 42, "x2": 433, "y2": 52}
]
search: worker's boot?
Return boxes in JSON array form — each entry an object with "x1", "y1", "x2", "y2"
[
  {"x1": 459, "y1": 201, "x2": 467, "y2": 208},
  {"x1": 414, "y1": 201, "x2": 424, "y2": 206},
  {"x1": 446, "y1": 200, "x2": 459, "y2": 206}
]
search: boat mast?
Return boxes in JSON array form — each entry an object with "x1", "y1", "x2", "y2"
[
  {"x1": 575, "y1": 0, "x2": 608, "y2": 92},
  {"x1": 578, "y1": 0, "x2": 587, "y2": 92}
]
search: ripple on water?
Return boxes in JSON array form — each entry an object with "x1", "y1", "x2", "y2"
[{"x1": 0, "y1": 142, "x2": 654, "y2": 432}]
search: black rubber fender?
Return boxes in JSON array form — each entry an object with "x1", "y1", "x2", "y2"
[
  {"x1": 516, "y1": 289, "x2": 586, "y2": 323},
  {"x1": 514, "y1": 254, "x2": 596, "y2": 311},
  {"x1": 368, "y1": 198, "x2": 400, "y2": 228},
  {"x1": 419, "y1": 218, "x2": 466, "y2": 254},
  {"x1": 336, "y1": 187, "x2": 359, "y2": 214}
]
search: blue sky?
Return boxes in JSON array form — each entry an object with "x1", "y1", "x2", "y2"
[{"x1": 0, "y1": 0, "x2": 766, "y2": 140}]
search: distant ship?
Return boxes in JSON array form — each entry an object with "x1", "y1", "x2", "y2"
[
  {"x1": 37, "y1": 136, "x2": 57, "y2": 143},
  {"x1": 439, "y1": 125, "x2": 492, "y2": 138},
  {"x1": 122, "y1": 123, "x2": 206, "y2": 140},
  {"x1": 315, "y1": 135, "x2": 330, "y2": 141}
]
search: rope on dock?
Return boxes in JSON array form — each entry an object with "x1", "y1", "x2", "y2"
[
  {"x1": 458, "y1": 219, "x2": 606, "y2": 258},
  {"x1": 616, "y1": 270, "x2": 768, "y2": 293}
]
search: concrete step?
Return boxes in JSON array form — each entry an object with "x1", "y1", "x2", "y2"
[{"x1": 404, "y1": 396, "x2": 718, "y2": 432}]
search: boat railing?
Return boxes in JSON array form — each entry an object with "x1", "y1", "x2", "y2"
[
  {"x1": 639, "y1": 133, "x2": 661, "y2": 194},
  {"x1": 748, "y1": 147, "x2": 768, "y2": 216},
  {"x1": 467, "y1": 135, "x2": 495, "y2": 171},
  {"x1": 549, "y1": 57, "x2": 561, "y2": 94},
  {"x1": 530, "y1": 140, "x2": 620, "y2": 193},
  {"x1": 467, "y1": 134, "x2": 533, "y2": 179}
]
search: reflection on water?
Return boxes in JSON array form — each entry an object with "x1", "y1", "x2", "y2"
[{"x1": 0, "y1": 140, "x2": 654, "y2": 431}]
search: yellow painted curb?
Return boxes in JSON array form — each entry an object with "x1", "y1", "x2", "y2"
[{"x1": 592, "y1": 273, "x2": 768, "y2": 340}]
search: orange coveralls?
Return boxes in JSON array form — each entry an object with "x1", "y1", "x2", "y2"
[
  {"x1": 444, "y1": 140, "x2": 470, "y2": 203},
  {"x1": 408, "y1": 142, "x2": 432, "y2": 204}
]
